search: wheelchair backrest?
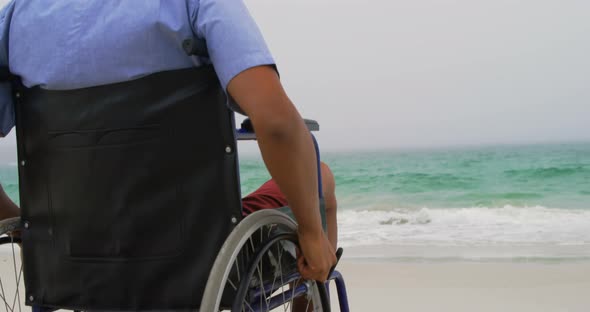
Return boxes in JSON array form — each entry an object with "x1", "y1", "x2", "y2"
[{"x1": 13, "y1": 66, "x2": 242, "y2": 310}]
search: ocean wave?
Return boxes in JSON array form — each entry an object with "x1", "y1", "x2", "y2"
[{"x1": 338, "y1": 205, "x2": 590, "y2": 248}]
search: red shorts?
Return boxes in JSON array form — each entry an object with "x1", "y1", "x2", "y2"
[
  {"x1": 243, "y1": 179, "x2": 328, "y2": 230},
  {"x1": 242, "y1": 179, "x2": 287, "y2": 216}
]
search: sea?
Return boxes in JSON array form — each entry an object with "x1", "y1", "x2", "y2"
[{"x1": 1, "y1": 142, "x2": 589, "y2": 261}]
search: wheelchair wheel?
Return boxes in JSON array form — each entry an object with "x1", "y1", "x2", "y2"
[
  {"x1": 200, "y1": 209, "x2": 329, "y2": 311},
  {"x1": 0, "y1": 217, "x2": 25, "y2": 312}
]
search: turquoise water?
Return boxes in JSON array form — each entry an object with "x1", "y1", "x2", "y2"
[
  {"x1": 0, "y1": 161, "x2": 18, "y2": 205},
  {"x1": 2, "y1": 142, "x2": 590, "y2": 258},
  {"x1": 327, "y1": 143, "x2": 590, "y2": 210},
  {"x1": 242, "y1": 142, "x2": 590, "y2": 210}
]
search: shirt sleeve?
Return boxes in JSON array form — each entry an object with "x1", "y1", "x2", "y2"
[
  {"x1": 0, "y1": 1, "x2": 15, "y2": 137},
  {"x1": 191, "y1": 0, "x2": 275, "y2": 91}
]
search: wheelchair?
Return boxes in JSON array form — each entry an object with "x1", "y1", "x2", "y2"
[
  {"x1": 0, "y1": 64, "x2": 350, "y2": 311},
  {"x1": 0, "y1": 210, "x2": 349, "y2": 311}
]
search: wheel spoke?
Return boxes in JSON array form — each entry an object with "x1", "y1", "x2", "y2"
[
  {"x1": 243, "y1": 300, "x2": 255, "y2": 312},
  {"x1": 10, "y1": 238, "x2": 22, "y2": 312},
  {"x1": 0, "y1": 278, "x2": 10, "y2": 311},
  {"x1": 265, "y1": 246, "x2": 280, "y2": 307},
  {"x1": 249, "y1": 236, "x2": 256, "y2": 254},
  {"x1": 266, "y1": 225, "x2": 274, "y2": 239},
  {"x1": 288, "y1": 278, "x2": 300, "y2": 311},
  {"x1": 305, "y1": 298, "x2": 315, "y2": 312},
  {"x1": 0, "y1": 235, "x2": 24, "y2": 312},
  {"x1": 305, "y1": 293, "x2": 312, "y2": 312},
  {"x1": 10, "y1": 238, "x2": 21, "y2": 312},
  {"x1": 12, "y1": 264, "x2": 23, "y2": 312},
  {"x1": 278, "y1": 244, "x2": 287, "y2": 312},
  {"x1": 256, "y1": 258, "x2": 268, "y2": 310},
  {"x1": 0, "y1": 289, "x2": 11, "y2": 312},
  {"x1": 234, "y1": 253, "x2": 241, "y2": 283},
  {"x1": 228, "y1": 278, "x2": 238, "y2": 291}
]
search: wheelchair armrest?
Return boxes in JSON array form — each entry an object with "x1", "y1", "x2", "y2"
[
  {"x1": 306, "y1": 119, "x2": 320, "y2": 131},
  {"x1": 237, "y1": 118, "x2": 320, "y2": 141}
]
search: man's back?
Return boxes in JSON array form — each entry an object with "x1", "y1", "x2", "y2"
[
  {"x1": 8, "y1": 0, "x2": 200, "y2": 90},
  {"x1": 0, "y1": 0, "x2": 274, "y2": 135}
]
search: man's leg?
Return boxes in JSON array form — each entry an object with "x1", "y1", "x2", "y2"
[
  {"x1": 319, "y1": 162, "x2": 338, "y2": 250},
  {"x1": 242, "y1": 161, "x2": 338, "y2": 248},
  {"x1": 0, "y1": 184, "x2": 19, "y2": 221}
]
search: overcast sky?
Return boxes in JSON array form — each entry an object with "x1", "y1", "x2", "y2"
[{"x1": 1, "y1": 0, "x2": 589, "y2": 152}]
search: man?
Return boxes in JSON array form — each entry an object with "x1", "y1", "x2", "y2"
[
  {"x1": 0, "y1": 184, "x2": 18, "y2": 220},
  {"x1": 0, "y1": 0, "x2": 337, "y2": 283}
]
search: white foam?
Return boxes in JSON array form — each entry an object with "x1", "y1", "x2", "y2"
[{"x1": 338, "y1": 205, "x2": 590, "y2": 248}]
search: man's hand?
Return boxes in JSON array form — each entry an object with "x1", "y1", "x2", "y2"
[
  {"x1": 297, "y1": 229, "x2": 337, "y2": 282},
  {"x1": 227, "y1": 65, "x2": 336, "y2": 281}
]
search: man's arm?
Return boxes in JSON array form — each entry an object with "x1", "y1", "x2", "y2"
[
  {"x1": 0, "y1": 1, "x2": 17, "y2": 137},
  {"x1": 227, "y1": 65, "x2": 336, "y2": 282},
  {"x1": 0, "y1": 3, "x2": 19, "y2": 221}
]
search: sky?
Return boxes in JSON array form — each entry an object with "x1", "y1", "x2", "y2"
[{"x1": 1, "y1": 0, "x2": 589, "y2": 153}]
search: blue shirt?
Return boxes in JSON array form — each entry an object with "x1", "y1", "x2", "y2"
[{"x1": 0, "y1": 0, "x2": 275, "y2": 136}]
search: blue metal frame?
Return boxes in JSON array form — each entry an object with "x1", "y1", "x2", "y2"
[
  {"x1": 247, "y1": 270, "x2": 350, "y2": 312},
  {"x1": 329, "y1": 271, "x2": 351, "y2": 312}
]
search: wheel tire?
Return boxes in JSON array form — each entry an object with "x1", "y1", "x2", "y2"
[
  {"x1": 0, "y1": 217, "x2": 25, "y2": 312},
  {"x1": 200, "y1": 209, "x2": 327, "y2": 311}
]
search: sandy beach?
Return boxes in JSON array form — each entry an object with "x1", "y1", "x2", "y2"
[
  {"x1": 330, "y1": 259, "x2": 590, "y2": 312},
  {"x1": 3, "y1": 251, "x2": 590, "y2": 312}
]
